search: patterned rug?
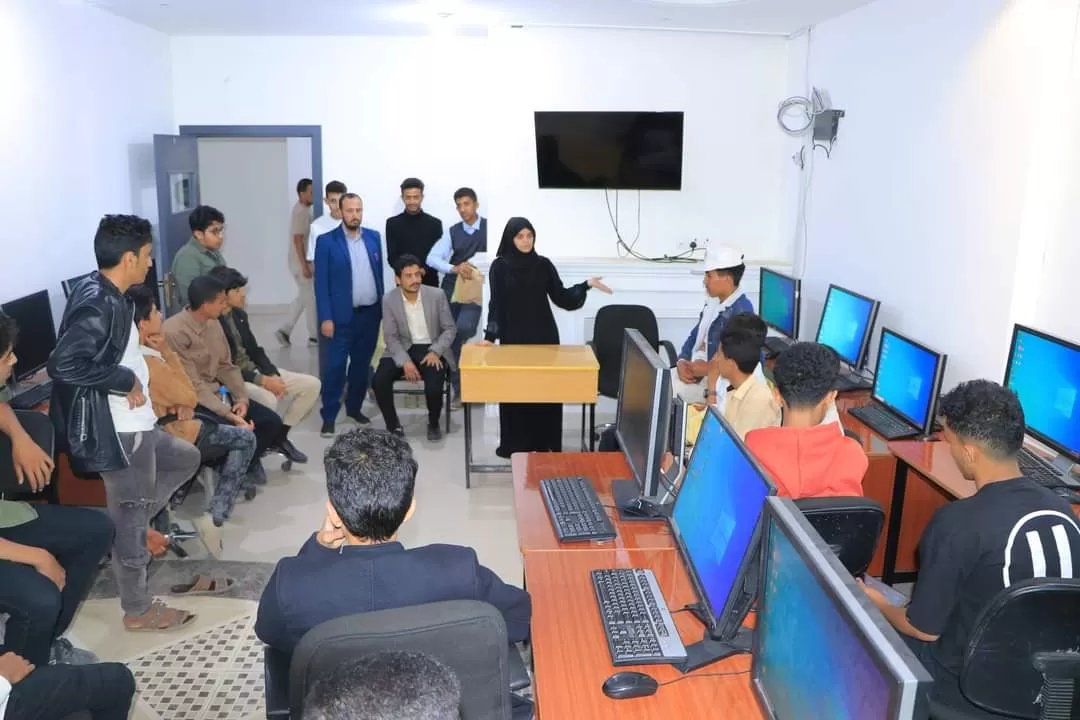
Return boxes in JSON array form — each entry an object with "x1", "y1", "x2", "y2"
[
  {"x1": 89, "y1": 559, "x2": 276, "y2": 602},
  {"x1": 129, "y1": 612, "x2": 265, "y2": 720}
]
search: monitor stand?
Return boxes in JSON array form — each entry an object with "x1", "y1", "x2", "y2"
[
  {"x1": 835, "y1": 365, "x2": 873, "y2": 392},
  {"x1": 1049, "y1": 452, "x2": 1080, "y2": 488},
  {"x1": 676, "y1": 603, "x2": 753, "y2": 673},
  {"x1": 611, "y1": 480, "x2": 670, "y2": 522}
]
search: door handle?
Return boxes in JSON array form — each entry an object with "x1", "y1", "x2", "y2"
[{"x1": 162, "y1": 272, "x2": 175, "y2": 311}]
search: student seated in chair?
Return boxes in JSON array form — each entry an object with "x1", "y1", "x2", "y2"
[
  {"x1": 861, "y1": 379, "x2": 1080, "y2": 684},
  {"x1": 745, "y1": 342, "x2": 867, "y2": 498},
  {"x1": 255, "y1": 428, "x2": 531, "y2": 652},
  {"x1": 208, "y1": 265, "x2": 320, "y2": 463},
  {"x1": 305, "y1": 651, "x2": 461, "y2": 720},
  {"x1": 706, "y1": 314, "x2": 779, "y2": 440},
  {"x1": 127, "y1": 284, "x2": 256, "y2": 543},
  {"x1": 372, "y1": 254, "x2": 456, "y2": 442}
]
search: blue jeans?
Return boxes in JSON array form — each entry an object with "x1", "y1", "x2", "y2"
[
  {"x1": 0, "y1": 506, "x2": 114, "y2": 666},
  {"x1": 320, "y1": 304, "x2": 381, "y2": 423},
  {"x1": 4, "y1": 661, "x2": 135, "y2": 720}
]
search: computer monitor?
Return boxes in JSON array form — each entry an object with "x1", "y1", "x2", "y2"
[
  {"x1": 1004, "y1": 324, "x2": 1080, "y2": 464},
  {"x1": 759, "y1": 267, "x2": 801, "y2": 340},
  {"x1": 870, "y1": 328, "x2": 947, "y2": 435},
  {"x1": 753, "y1": 497, "x2": 931, "y2": 719},
  {"x1": 668, "y1": 406, "x2": 776, "y2": 669},
  {"x1": 612, "y1": 329, "x2": 672, "y2": 516},
  {"x1": 61, "y1": 272, "x2": 93, "y2": 299},
  {"x1": 815, "y1": 284, "x2": 880, "y2": 369},
  {"x1": 1, "y1": 290, "x2": 57, "y2": 384}
]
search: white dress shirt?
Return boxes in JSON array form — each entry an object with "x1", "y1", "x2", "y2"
[
  {"x1": 306, "y1": 214, "x2": 341, "y2": 262},
  {"x1": 403, "y1": 291, "x2": 432, "y2": 345}
]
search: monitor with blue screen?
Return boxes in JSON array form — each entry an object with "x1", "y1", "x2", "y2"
[
  {"x1": 1004, "y1": 325, "x2": 1080, "y2": 462},
  {"x1": 753, "y1": 497, "x2": 931, "y2": 720},
  {"x1": 815, "y1": 284, "x2": 880, "y2": 369},
  {"x1": 870, "y1": 329, "x2": 946, "y2": 434},
  {"x1": 759, "y1": 267, "x2": 801, "y2": 340},
  {"x1": 670, "y1": 406, "x2": 775, "y2": 643}
]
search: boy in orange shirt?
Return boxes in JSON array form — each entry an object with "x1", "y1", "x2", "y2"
[{"x1": 745, "y1": 342, "x2": 867, "y2": 498}]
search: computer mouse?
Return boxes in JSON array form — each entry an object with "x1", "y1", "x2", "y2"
[{"x1": 602, "y1": 671, "x2": 660, "y2": 699}]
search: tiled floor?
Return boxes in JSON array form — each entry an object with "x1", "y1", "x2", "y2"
[{"x1": 67, "y1": 306, "x2": 612, "y2": 718}]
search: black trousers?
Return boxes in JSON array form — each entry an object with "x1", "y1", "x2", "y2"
[
  {"x1": 244, "y1": 399, "x2": 283, "y2": 465},
  {"x1": 0, "y1": 506, "x2": 114, "y2": 666},
  {"x1": 4, "y1": 662, "x2": 135, "y2": 720},
  {"x1": 372, "y1": 344, "x2": 446, "y2": 429}
]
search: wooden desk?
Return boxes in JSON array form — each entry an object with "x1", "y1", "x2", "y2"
[
  {"x1": 884, "y1": 440, "x2": 1080, "y2": 584},
  {"x1": 838, "y1": 404, "x2": 898, "y2": 577},
  {"x1": 459, "y1": 345, "x2": 600, "y2": 487},
  {"x1": 512, "y1": 452, "x2": 675, "y2": 555},
  {"x1": 525, "y1": 549, "x2": 761, "y2": 720}
]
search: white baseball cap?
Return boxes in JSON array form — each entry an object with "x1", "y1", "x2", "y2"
[{"x1": 702, "y1": 244, "x2": 745, "y2": 272}]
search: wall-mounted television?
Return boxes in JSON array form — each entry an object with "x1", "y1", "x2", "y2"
[{"x1": 534, "y1": 111, "x2": 684, "y2": 191}]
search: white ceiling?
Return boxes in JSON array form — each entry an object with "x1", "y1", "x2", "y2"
[{"x1": 87, "y1": 0, "x2": 876, "y2": 37}]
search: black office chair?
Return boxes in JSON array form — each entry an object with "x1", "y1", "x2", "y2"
[
  {"x1": 590, "y1": 305, "x2": 678, "y2": 399},
  {"x1": 0, "y1": 409, "x2": 55, "y2": 502},
  {"x1": 794, "y1": 496, "x2": 885, "y2": 577},
  {"x1": 929, "y1": 578, "x2": 1080, "y2": 720},
  {"x1": 265, "y1": 600, "x2": 533, "y2": 720}
]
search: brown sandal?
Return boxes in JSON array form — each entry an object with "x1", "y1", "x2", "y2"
[
  {"x1": 124, "y1": 600, "x2": 196, "y2": 632},
  {"x1": 169, "y1": 573, "x2": 234, "y2": 597}
]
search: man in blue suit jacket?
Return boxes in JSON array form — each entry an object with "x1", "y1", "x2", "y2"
[{"x1": 314, "y1": 193, "x2": 384, "y2": 437}]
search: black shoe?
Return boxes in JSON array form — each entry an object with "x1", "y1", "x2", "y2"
[
  {"x1": 320, "y1": 422, "x2": 335, "y2": 438},
  {"x1": 427, "y1": 424, "x2": 444, "y2": 442},
  {"x1": 495, "y1": 446, "x2": 512, "y2": 459},
  {"x1": 389, "y1": 426, "x2": 405, "y2": 437},
  {"x1": 348, "y1": 412, "x2": 371, "y2": 425},
  {"x1": 277, "y1": 437, "x2": 308, "y2": 463}
]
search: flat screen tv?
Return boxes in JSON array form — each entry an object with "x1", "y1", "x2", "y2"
[{"x1": 534, "y1": 111, "x2": 684, "y2": 191}]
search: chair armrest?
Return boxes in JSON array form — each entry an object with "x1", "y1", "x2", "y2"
[
  {"x1": 659, "y1": 340, "x2": 678, "y2": 368},
  {"x1": 508, "y1": 644, "x2": 531, "y2": 692},
  {"x1": 263, "y1": 646, "x2": 292, "y2": 718}
]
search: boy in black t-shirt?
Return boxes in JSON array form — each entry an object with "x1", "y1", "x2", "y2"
[{"x1": 860, "y1": 379, "x2": 1080, "y2": 683}]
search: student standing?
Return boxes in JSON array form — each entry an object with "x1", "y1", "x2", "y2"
[
  {"x1": 425, "y1": 187, "x2": 487, "y2": 402},
  {"x1": 481, "y1": 217, "x2": 611, "y2": 457},
  {"x1": 278, "y1": 178, "x2": 317, "y2": 347},
  {"x1": 314, "y1": 193, "x2": 384, "y2": 437},
  {"x1": 386, "y1": 178, "x2": 443, "y2": 287}
]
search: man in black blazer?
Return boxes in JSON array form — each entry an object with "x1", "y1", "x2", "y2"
[{"x1": 255, "y1": 428, "x2": 531, "y2": 652}]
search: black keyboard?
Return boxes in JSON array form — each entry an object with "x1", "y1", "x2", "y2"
[
  {"x1": 1018, "y1": 448, "x2": 1078, "y2": 489},
  {"x1": 835, "y1": 370, "x2": 874, "y2": 392},
  {"x1": 763, "y1": 336, "x2": 792, "y2": 358},
  {"x1": 10, "y1": 382, "x2": 52, "y2": 410},
  {"x1": 849, "y1": 404, "x2": 919, "y2": 440},
  {"x1": 591, "y1": 568, "x2": 687, "y2": 665},
  {"x1": 539, "y1": 476, "x2": 616, "y2": 543}
]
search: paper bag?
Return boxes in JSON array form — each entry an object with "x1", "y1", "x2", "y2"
[{"x1": 452, "y1": 270, "x2": 484, "y2": 305}]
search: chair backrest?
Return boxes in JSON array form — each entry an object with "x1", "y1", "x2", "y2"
[
  {"x1": 794, "y1": 496, "x2": 885, "y2": 576},
  {"x1": 289, "y1": 600, "x2": 511, "y2": 720},
  {"x1": 961, "y1": 578, "x2": 1080, "y2": 719},
  {"x1": 592, "y1": 305, "x2": 662, "y2": 399}
]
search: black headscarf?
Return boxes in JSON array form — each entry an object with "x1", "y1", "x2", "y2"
[{"x1": 496, "y1": 217, "x2": 540, "y2": 270}]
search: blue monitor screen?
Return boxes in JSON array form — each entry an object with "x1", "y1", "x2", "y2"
[
  {"x1": 1006, "y1": 327, "x2": 1080, "y2": 460},
  {"x1": 873, "y1": 331, "x2": 940, "y2": 429},
  {"x1": 671, "y1": 410, "x2": 772, "y2": 621},
  {"x1": 757, "y1": 518, "x2": 892, "y2": 718},
  {"x1": 816, "y1": 286, "x2": 876, "y2": 367},
  {"x1": 760, "y1": 269, "x2": 798, "y2": 338}
]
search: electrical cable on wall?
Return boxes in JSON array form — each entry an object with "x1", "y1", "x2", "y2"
[{"x1": 604, "y1": 188, "x2": 701, "y2": 264}]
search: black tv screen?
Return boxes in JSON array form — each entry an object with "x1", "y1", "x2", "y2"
[{"x1": 534, "y1": 111, "x2": 684, "y2": 190}]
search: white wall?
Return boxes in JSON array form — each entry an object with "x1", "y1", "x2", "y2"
[
  {"x1": 170, "y1": 29, "x2": 790, "y2": 263},
  {"x1": 783, "y1": 0, "x2": 1080, "y2": 387},
  {"x1": 0, "y1": 0, "x2": 172, "y2": 319},
  {"x1": 196, "y1": 138, "x2": 295, "y2": 305},
  {"x1": 285, "y1": 137, "x2": 313, "y2": 214}
]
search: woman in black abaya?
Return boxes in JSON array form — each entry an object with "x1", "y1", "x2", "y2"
[{"x1": 480, "y1": 217, "x2": 612, "y2": 457}]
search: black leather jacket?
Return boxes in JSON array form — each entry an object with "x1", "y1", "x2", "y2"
[
  {"x1": 48, "y1": 272, "x2": 138, "y2": 474},
  {"x1": 220, "y1": 307, "x2": 278, "y2": 384}
]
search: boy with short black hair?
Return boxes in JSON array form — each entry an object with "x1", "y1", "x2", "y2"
[
  {"x1": 709, "y1": 316, "x2": 779, "y2": 439},
  {"x1": 745, "y1": 342, "x2": 867, "y2": 498}
]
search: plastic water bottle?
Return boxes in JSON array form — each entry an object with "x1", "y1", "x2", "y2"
[{"x1": 218, "y1": 386, "x2": 230, "y2": 406}]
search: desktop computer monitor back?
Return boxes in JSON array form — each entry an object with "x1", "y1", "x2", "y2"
[
  {"x1": 1, "y1": 290, "x2": 56, "y2": 384},
  {"x1": 1004, "y1": 324, "x2": 1080, "y2": 463},
  {"x1": 753, "y1": 497, "x2": 931, "y2": 720},
  {"x1": 669, "y1": 407, "x2": 775, "y2": 641},
  {"x1": 815, "y1": 284, "x2": 880, "y2": 370},
  {"x1": 870, "y1": 328, "x2": 947, "y2": 435},
  {"x1": 615, "y1": 329, "x2": 672, "y2": 497},
  {"x1": 759, "y1": 267, "x2": 801, "y2": 340}
]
